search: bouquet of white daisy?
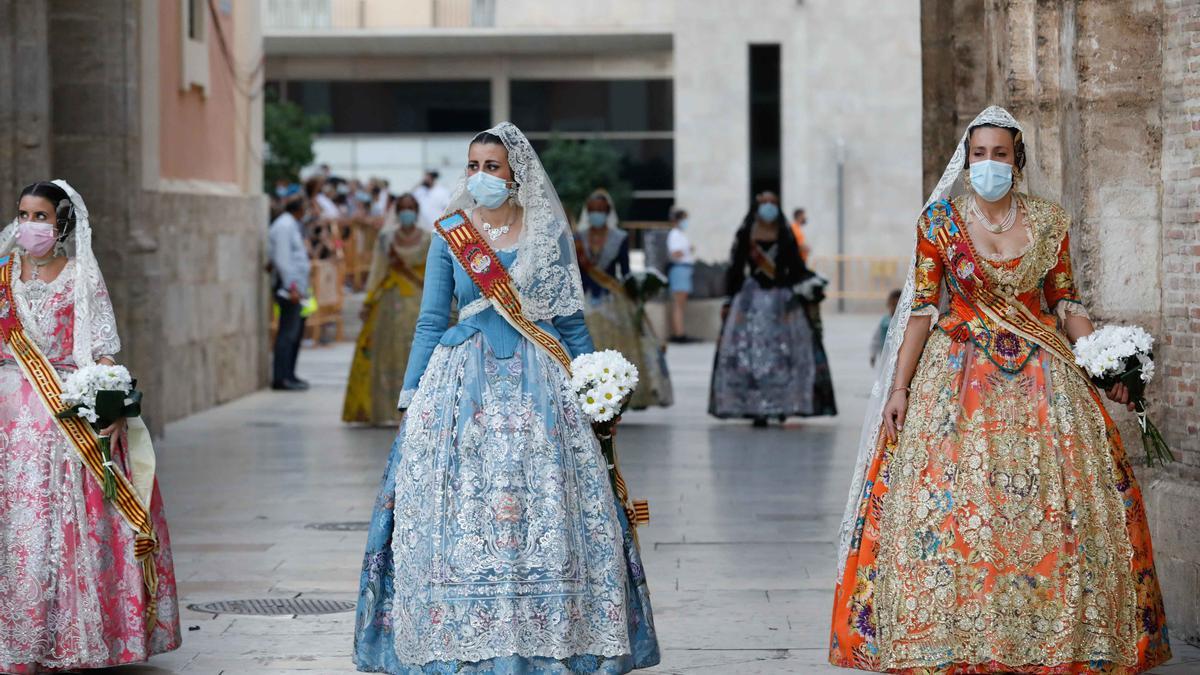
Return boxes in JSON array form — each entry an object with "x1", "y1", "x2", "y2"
[
  {"x1": 58, "y1": 364, "x2": 143, "y2": 500},
  {"x1": 1073, "y1": 325, "x2": 1172, "y2": 467},
  {"x1": 569, "y1": 350, "x2": 650, "y2": 525}
]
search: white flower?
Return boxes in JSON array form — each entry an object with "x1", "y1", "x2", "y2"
[
  {"x1": 78, "y1": 406, "x2": 98, "y2": 424},
  {"x1": 569, "y1": 350, "x2": 640, "y2": 423},
  {"x1": 60, "y1": 364, "x2": 134, "y2": 408},
  {"x1": 1073, "y1": 324, "x2": 1155, "y2": 384}
]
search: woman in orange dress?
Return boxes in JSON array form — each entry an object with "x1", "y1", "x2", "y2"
[{"x1": 829, "y1": 106, "x2": 1171, "y2": 673}]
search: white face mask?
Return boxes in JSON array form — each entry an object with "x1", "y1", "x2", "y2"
[{"x1": 969, "y1": 159, "x2": 1013, "y2": 202}]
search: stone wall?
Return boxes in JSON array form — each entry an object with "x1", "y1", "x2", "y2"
[
  {"x1": 0, "y1": 0, "x2": 268, "y2": 434},
  {"x1": 1154, "y1": 0, "x2": 1200, "y2": 642},
  {"x1": 0, "y1": 1, "x2": 52, "y2": 198},
  {"x1": 922, "y1": 0, "x2": 1200, "y2": 646}
]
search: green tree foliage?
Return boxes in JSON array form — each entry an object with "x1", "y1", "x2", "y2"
[
  {"x1": 263, "y1": 95, "x2": 329, "y2": 192},
  {"x1": 540, "y1": 137, "x2": 633, "y2": 225}
]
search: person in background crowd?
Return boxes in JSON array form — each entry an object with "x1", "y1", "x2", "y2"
[
  {"x1": 342, "y1": 193, "x2": 431, "y2": 425},
  {"x1": 576, "y1": 189, "x2": 674, "y2": 409},
  {"x1": 412, "y1": 169, "x2": 451, "y2": 230},
  {"x1": 666, "y1": 206, "x2": 696, "y2": 343},
  {"x1": 268, "y1": 196, "x2": 311, "y2": 391},
  {"x1": 370, "y1": 178, "x2": 390, "y2": 217},
  {"x1": 709, "y1": 191, "x2": 837, "y2": 425},
  {"x1": 870, "y1": 289, "x2": 902, "y2": 368},
  {"x1": 790, "y1": 207, "x2": 811, "y2": 260}
]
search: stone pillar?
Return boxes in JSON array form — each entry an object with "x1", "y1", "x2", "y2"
[
  {"x1": 0, "y1": 0, "x2": 52, "y2": 200},
  {"x1": 920, "y1": 0, "x2": 988, "y2": 196},
  {"x1": 47, "y1": 0, "x2": 167, "y2": 432}
]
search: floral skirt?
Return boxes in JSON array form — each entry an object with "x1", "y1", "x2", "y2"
[
  {"x1": 829, "y1": 331, "x2": 1170, "y2": 673},
  {"x1": 709, "y1": 279, "x2": 836, "y2": 418},
  {"x1": 0, "y1": 365, "x2": 181, "y2": 672},
  {"x1": 584, "y1": 293, "x2": 673, "y2": 409},
  {"x1": 343, "y1": 285, "x2": 422, "y2": 425},
  {"x1": 353, "y1": 334, "x2": 660, "y2": 674}
]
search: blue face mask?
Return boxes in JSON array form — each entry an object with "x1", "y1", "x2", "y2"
[
  {"x1": 398, "y1": 209, "x2": 418, "y2": 227},
  {"x1": 587, "y1": 211, "x2": 608, "y2": 228},
  {"x1": 467, "y1": 171, "x2": 511, "y2": 209},
  {"x1": 757, "y1": 202, "x2": 780, "y2": 223},
  {"x1": 969, "y1": 159, "x2": 1013, "y2": 202},
  {"x1": 676, "y1": 218, "x2": 689, "y2": 231}
]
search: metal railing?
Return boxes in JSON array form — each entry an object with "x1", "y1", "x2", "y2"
[
  {"x1": 807, "y1": 255, "x2": 906, "y2": 302},
  {"x1": 264, "y1": 0, "x2": 495, "y2": 30}
]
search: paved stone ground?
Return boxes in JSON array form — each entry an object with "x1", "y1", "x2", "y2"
[{"x1": 111, "y1": 313, "x2": 1200, "y2": 674}]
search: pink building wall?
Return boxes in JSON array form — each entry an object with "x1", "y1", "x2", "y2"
[{"x1": 157, "y1": 0, "x2": 239, "y2": 183}]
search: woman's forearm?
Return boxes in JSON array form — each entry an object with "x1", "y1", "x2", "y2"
[
  {"x1": 1064, "y1": 314, "x2": 1094, "y2": 344},
  {"x1": 892, "y1": 315, "x2": 932, "y2": 389}
]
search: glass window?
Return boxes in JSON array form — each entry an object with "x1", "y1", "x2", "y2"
[
  {"x1": 511, "y1": 80, "x2": 673, "y2": 132},
  {"x1": 280, "y1": 80, "x2": 491, "y2": 134}
]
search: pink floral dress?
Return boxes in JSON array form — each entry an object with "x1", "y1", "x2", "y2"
[{"x1": 0, "y1": 256, "x2": 180, "y2": 672}]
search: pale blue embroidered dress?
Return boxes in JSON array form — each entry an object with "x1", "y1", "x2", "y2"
[{"x1": 354, "y1": 231, "x2": 660, "y2": 674}]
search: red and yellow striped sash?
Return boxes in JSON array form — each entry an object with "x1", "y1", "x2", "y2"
[
  {"x1": 436, "y1": 211, "x2": 573, "y2": 374},
  {"x1": 929, "y1": 204, "x2": 1087, "y2": 380}
]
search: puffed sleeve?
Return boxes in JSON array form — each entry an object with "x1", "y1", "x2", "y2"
[
  {"x1": 398, "y1": 235, "x2": 454, "y2": 409},
  {"x1": 910, "y1": 220, "x2": 944, "y2": 322},
  {"x1": 1043, "y1": 232, "x2": 1089, "y2": 323},
  {"x1": 90, "y1": 267, "x2": 122, "y2": 361}
]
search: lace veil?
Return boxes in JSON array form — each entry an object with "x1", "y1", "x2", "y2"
[
  {"x1": 0, "y1": 179, "x2": 111, "y2": 368},
  {"x1": 443, "y1": 122, "x2": 585, "y2": 322},
  {"x1": 835, "y1": 106, "x2": 1023, "y2": 575}
]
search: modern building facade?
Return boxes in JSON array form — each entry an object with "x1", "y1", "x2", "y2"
[{"x1": 263, "y1": 0, "x2": 923, "y2": 263}]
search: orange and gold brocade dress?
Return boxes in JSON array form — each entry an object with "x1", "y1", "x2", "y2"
[{"x1": 829, "y1": 195, "x2": 1170, "y2": 674}]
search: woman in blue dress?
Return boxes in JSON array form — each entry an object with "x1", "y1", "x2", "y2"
[{"x1": 354, "y1": 122, "x2": 660, "y2": 674}]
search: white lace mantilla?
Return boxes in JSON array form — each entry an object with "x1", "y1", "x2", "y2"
[{"x1": 443, "y1": 122, "x2": 585, "y2": 322}]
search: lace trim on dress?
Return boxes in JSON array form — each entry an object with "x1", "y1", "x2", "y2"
[{"x1": 1055, "y1": 299, "x2": 1090, "y2": 324}]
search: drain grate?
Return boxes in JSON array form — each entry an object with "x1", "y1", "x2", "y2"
[
  {"x1": 305, "y1": 521, "x2": 370, "y2": 532},
  {"x1": 188, "y1": 598, "x2": 355, "y2": 616}
]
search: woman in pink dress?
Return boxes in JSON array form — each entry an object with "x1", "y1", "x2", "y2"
[{"x1": 0, "y1": 180, "x2": 180, "y2": 672}]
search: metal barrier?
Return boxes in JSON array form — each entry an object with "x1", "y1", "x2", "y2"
[{"x1": 806, "y1": 255, "x2": 906, "y2": 302}]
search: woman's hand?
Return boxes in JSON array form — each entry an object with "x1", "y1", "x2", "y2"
[
  {"x1": 1106, "y1": 382, "x2": 1136, "y2": 411},
  {"x1": 881, "y1": 390, "x2": 909, "y2": 444},
  {"x1": 100, "y1": 416, "x2": 127, "y2": 439}
]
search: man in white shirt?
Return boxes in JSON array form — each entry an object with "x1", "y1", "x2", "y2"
[
  {"x1": 666, "y1": 206, "x2": 697, "y2": 343},
  {"x1": 267, "y1": 198, "x2": 312, "y2": 391},
  {"x1": 412, "y1": 170, "x2": 451, "y2": 230}
]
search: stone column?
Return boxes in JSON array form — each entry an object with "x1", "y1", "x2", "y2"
[
  {"x1": 47, "y1": 0, "x2": 167, "y2": 434},
  {"x1": 0, "y1": 0, "x2": 52, "y2": 200}
]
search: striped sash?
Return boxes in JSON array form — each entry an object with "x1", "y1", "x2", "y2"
[
  {"x1": 0, "y1": 258, "x2": 159, "y2": 630},
  {"x1": 435, "y1": 211, "x2": 573, "y2": 374},
  {"x1": 928, "y1": 202, "x2": 1088, "y2": 381}
]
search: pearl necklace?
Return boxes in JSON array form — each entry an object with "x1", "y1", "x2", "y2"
[{"x1": 969, "y1": 194, "x2": 1018, "y2": 234}]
